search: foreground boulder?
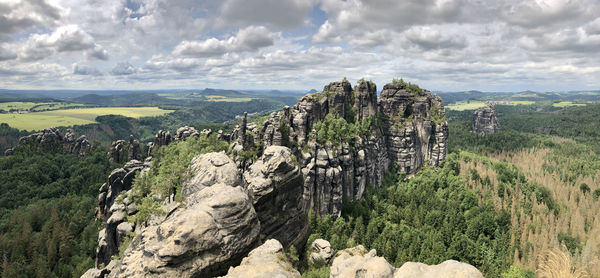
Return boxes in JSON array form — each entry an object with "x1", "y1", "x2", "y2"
[
  {"x1": 221, "y1": 239, "x2": 300, "y2": 278},
  {"x1": 106, "y1": 183, "x2": 260, "y2": 277},
  {"x1": 472, "y1": 105, "x2": 500, "y2": 135},
  {"x1": 331, "y1": 245, "x2": 483, "y2": 278}
]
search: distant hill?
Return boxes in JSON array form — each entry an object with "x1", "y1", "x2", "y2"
[{"x1": 72, "y1": 93, "x2": 178, "y2": 106}]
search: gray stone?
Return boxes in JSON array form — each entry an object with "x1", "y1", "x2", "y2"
[
  {"x1": 220, "y1": 239, "x2": 300, "y2": 278},
  {"x1": 472, "y1": 105, "x2": 500, "y2": 135}
]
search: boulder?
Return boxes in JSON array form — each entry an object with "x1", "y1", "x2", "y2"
[
  {"x1": 220, "y1": 239, "x2": 300, "y2": 278},
  {"x1": 395, "y1": 260, "x2": 483, "y2": 278},
  {"x1": 331, "y1": 245, "x2": 483, "y2": 278},
  {"x1": 106, "y1": 183, "x2": 260, "y2": 278},
  {"x1": 309, "y1": 239, "x2": 334, "y2": 265},
  {"x1": 330, "y1": 246, "x2": 395, "y2": 278}
]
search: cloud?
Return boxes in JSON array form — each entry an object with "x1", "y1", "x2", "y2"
[
  {"x1": 18, "y1": 25, "x2": 105, "y2": 61},
  {"x1": 111, "y1": 62, "x2": 137, "y2": 75},
  {"x1": 0, "y1": 0, "x2": 63, "y2": 40},
  {"x1": 73, "y1": 63, "x2": 103, "y2": 76},
  {"x1": 220, "y1": 0, "x2": 316, "y2": 29},
  {"x1": 402, "y1": 26, "x2": 467, "y2": 50},
  {"x1": 173, "y1": 26, "x2": 275, "y2": 57},
  {"x1": 0, "y1": 45, "x2": 16, "y2": 61}
]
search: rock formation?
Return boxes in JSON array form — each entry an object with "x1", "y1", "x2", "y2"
[
  {"x1": 7, "y1": 127, "x2": 91, "y2": 156},
  {"x1": 472, "y1": 105, "x2": 500, "y2": 135},
  {"x1": 330, "y1": 245, "x2": 483, "y2": 278},
  {"x1": 85, "y1": 79, "x2": 453, "y2": 277},
  {"x1": 309, "y1": 239, "x2": 334, "y2": 265},
  {"x1": 96, "y1": 159, "x2": 151, "y2": 266},
  {"x1": 220, "y1": 239, "x2": 300, "y2": 278},
  {"x1": 174, "y1": 126, "x2": 199, "y2": 141},
  {"x1": 238, "y1": 79, "x2": 448, "y2": 216}
]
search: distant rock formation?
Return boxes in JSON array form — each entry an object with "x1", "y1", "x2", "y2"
[
  {"x1": 5, "y1": 127, "x2": 91, "y2": 156},
  {"x1": 107, "y1": 135, "x2": 143, "y2": 164},
  {"x1": 236, "y1": 79, "x2": 448, "y2": 217},
  {"x1": 472, "y1": 105, "x2": 500, "y2": 135}
]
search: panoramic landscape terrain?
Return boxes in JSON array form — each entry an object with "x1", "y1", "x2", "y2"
[{"x1": 1, "y1": 0, "x2": 600, "y2": 278}]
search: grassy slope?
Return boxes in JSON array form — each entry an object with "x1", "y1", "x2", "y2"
[{"x1": 0, "y1": 107, "x2": 173, "y2": 131}]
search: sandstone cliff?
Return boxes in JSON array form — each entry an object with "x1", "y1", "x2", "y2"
[
  {"x1": 472, "y1": 105, "x2": 500, "y2": 135},
  {"x1": 84, "y1": 79, "x2": 452, "y2": 278},
  {"x1": 235, "y1": 79, "x2": 448, "y2": 217}
]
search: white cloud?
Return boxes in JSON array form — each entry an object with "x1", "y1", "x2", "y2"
[
  {"x1": 173, "y1": 26, "x2": 275, "y2": 57},
  {"x1": 17, "y1": 25, "x2": 106, "y2": 61},
  {"x1": 73, "y1": 63, "x2": 102, "y2": 75},
  {"x1": 111, "y1": 62, "x2": 136, "y2": 75}
]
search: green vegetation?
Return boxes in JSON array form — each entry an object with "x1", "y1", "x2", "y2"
[
  {"x1": 0, "y1": 142, "x2": 113, "y2": 277},
  {"x1": 551, "y1": 101, "x2": 586, "y2": 107},
  {"x1": 0, "y1": 107, "x2": 173, "y2": 131},
  {"x1": 129, "y1": 135, "x2": 228, "y2": 224},
  {"x1": 304, "y1": 155, "x2": 512, "y2": 277},
  {"x1": 446, "y1": 100, "x2": 487, "y2": 111},
  {"x1": 313, "y1": 114, "x2": 357, "y2": 146},
  {"x1": 392, "y1": 78, "x2": 424, "y2": 96}
]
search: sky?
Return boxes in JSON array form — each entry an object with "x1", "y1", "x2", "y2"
[{"x1": 0, "y1": 0, "x2": 600, "y2": 92}]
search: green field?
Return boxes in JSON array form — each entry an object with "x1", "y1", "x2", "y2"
[
  {"x1": 0, "y1": 101, "x2": 85, "y2": 112},
  {"x1": 510, "y1": 100, "x2": 535, "y2": 105},
  {"x1": 446, "y1": 100, "x2": 487, "y2": 111},
  {"x1": 205, "y1": 96, "x2": 253, "y2": 102},
  {"x1": 0, "y1": 102, "x2": 43, "y2": 111},
  {"x1": 0, "y1": 107, "x2": 173, "y2": 131},
  {"x1": 552, "y1": 101, "x2": 587, "y2": 107}
]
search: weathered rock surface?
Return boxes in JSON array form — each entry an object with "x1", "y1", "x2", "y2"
[
  {"x1": 236, "y1": 79, "x2": 448, "y2": 216},
  {"x1": 174, "y1": 126, "x2": 199, "y2": 141},
  {"x1": 220, "y1": 239, "x2": 300, "y2": 278},
  {"x1": 95, "y1": 159, "x2": 150, "y2": 267},
  {"x1": 395, "y1": 260, "x2": 484, "y2": 278},
  {"x1": 472, "y1": 105, "x2": 500, "y2": 135},
  {"x1": 106, "y1": 183, "x2": 260, "y2": 278},
  {"x1": 309, "y1": 239, "x2": 334, "y2": 265},
  {"x1": 182, "y1": 151, "x2": 241, "y2": 197},
  {"x1": 243, "y1": 146, "x2": 307, "y2": 247},
  {"x1": 10, "y1": 127, "x2": 91, "y2": 155},
  {"x1": 331, "y1": 245, "x2": 483, "y2": 278}
]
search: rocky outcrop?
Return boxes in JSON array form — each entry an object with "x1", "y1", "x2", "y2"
[
  {"x1": 236, "y1": 79, "x2": 448, "y2": 216},
  {"x1": 243, "y1": 146, "x2": 307, "y2": 247},
  {"x1": 330, "y1": 245, "x2": 483, "y2": 278},
  {"x1": 105, "y1": 183, "x2": 260, "y2": 278},
  {"x1": 220, "y1": 239, "x2": 300, "y2": 278},
  {"x1": 174, "y1": 126, "x2": 199, "y2": 141},
  {"x1": 472, "y1": 105, "x2": 500, "y2": 135},
  {"x1": 309, "y1": 239, "x2": 334, "y2": 265},
  {"x1": 95, "y1": 159, "x2": 151, "y2": 267},
  {"x1": 9, "y1": 127, "x2": 91, "y2": 155}
]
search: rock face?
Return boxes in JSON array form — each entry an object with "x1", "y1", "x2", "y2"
[
  {"x1": 106, "y1": 183, "x2": 260, "y2": 278},
  {"x1": 95, "y1": 159, "x2": 151, "y2": 267},
  {"x1": 243, "y1": 146, "x2": 307, "y2": 247},
  {"x1": 174, "y1": 126, "x2": 199, "y2": 141},
  {"x1": 221, "y1": 239, "x2": 300, "y2": 278},
  {"x1": 236, "y1": 79, "x2": 448, "y2": 216},
  {"x1": 472, "y1": 105, "x2": 500, "y2": 135},
  {"x1": 9, "y1": 127, "x2": 91, "y2": 155},
  {"x1": 331, "y1": 245, "x2": 483, "y2": 278}
]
